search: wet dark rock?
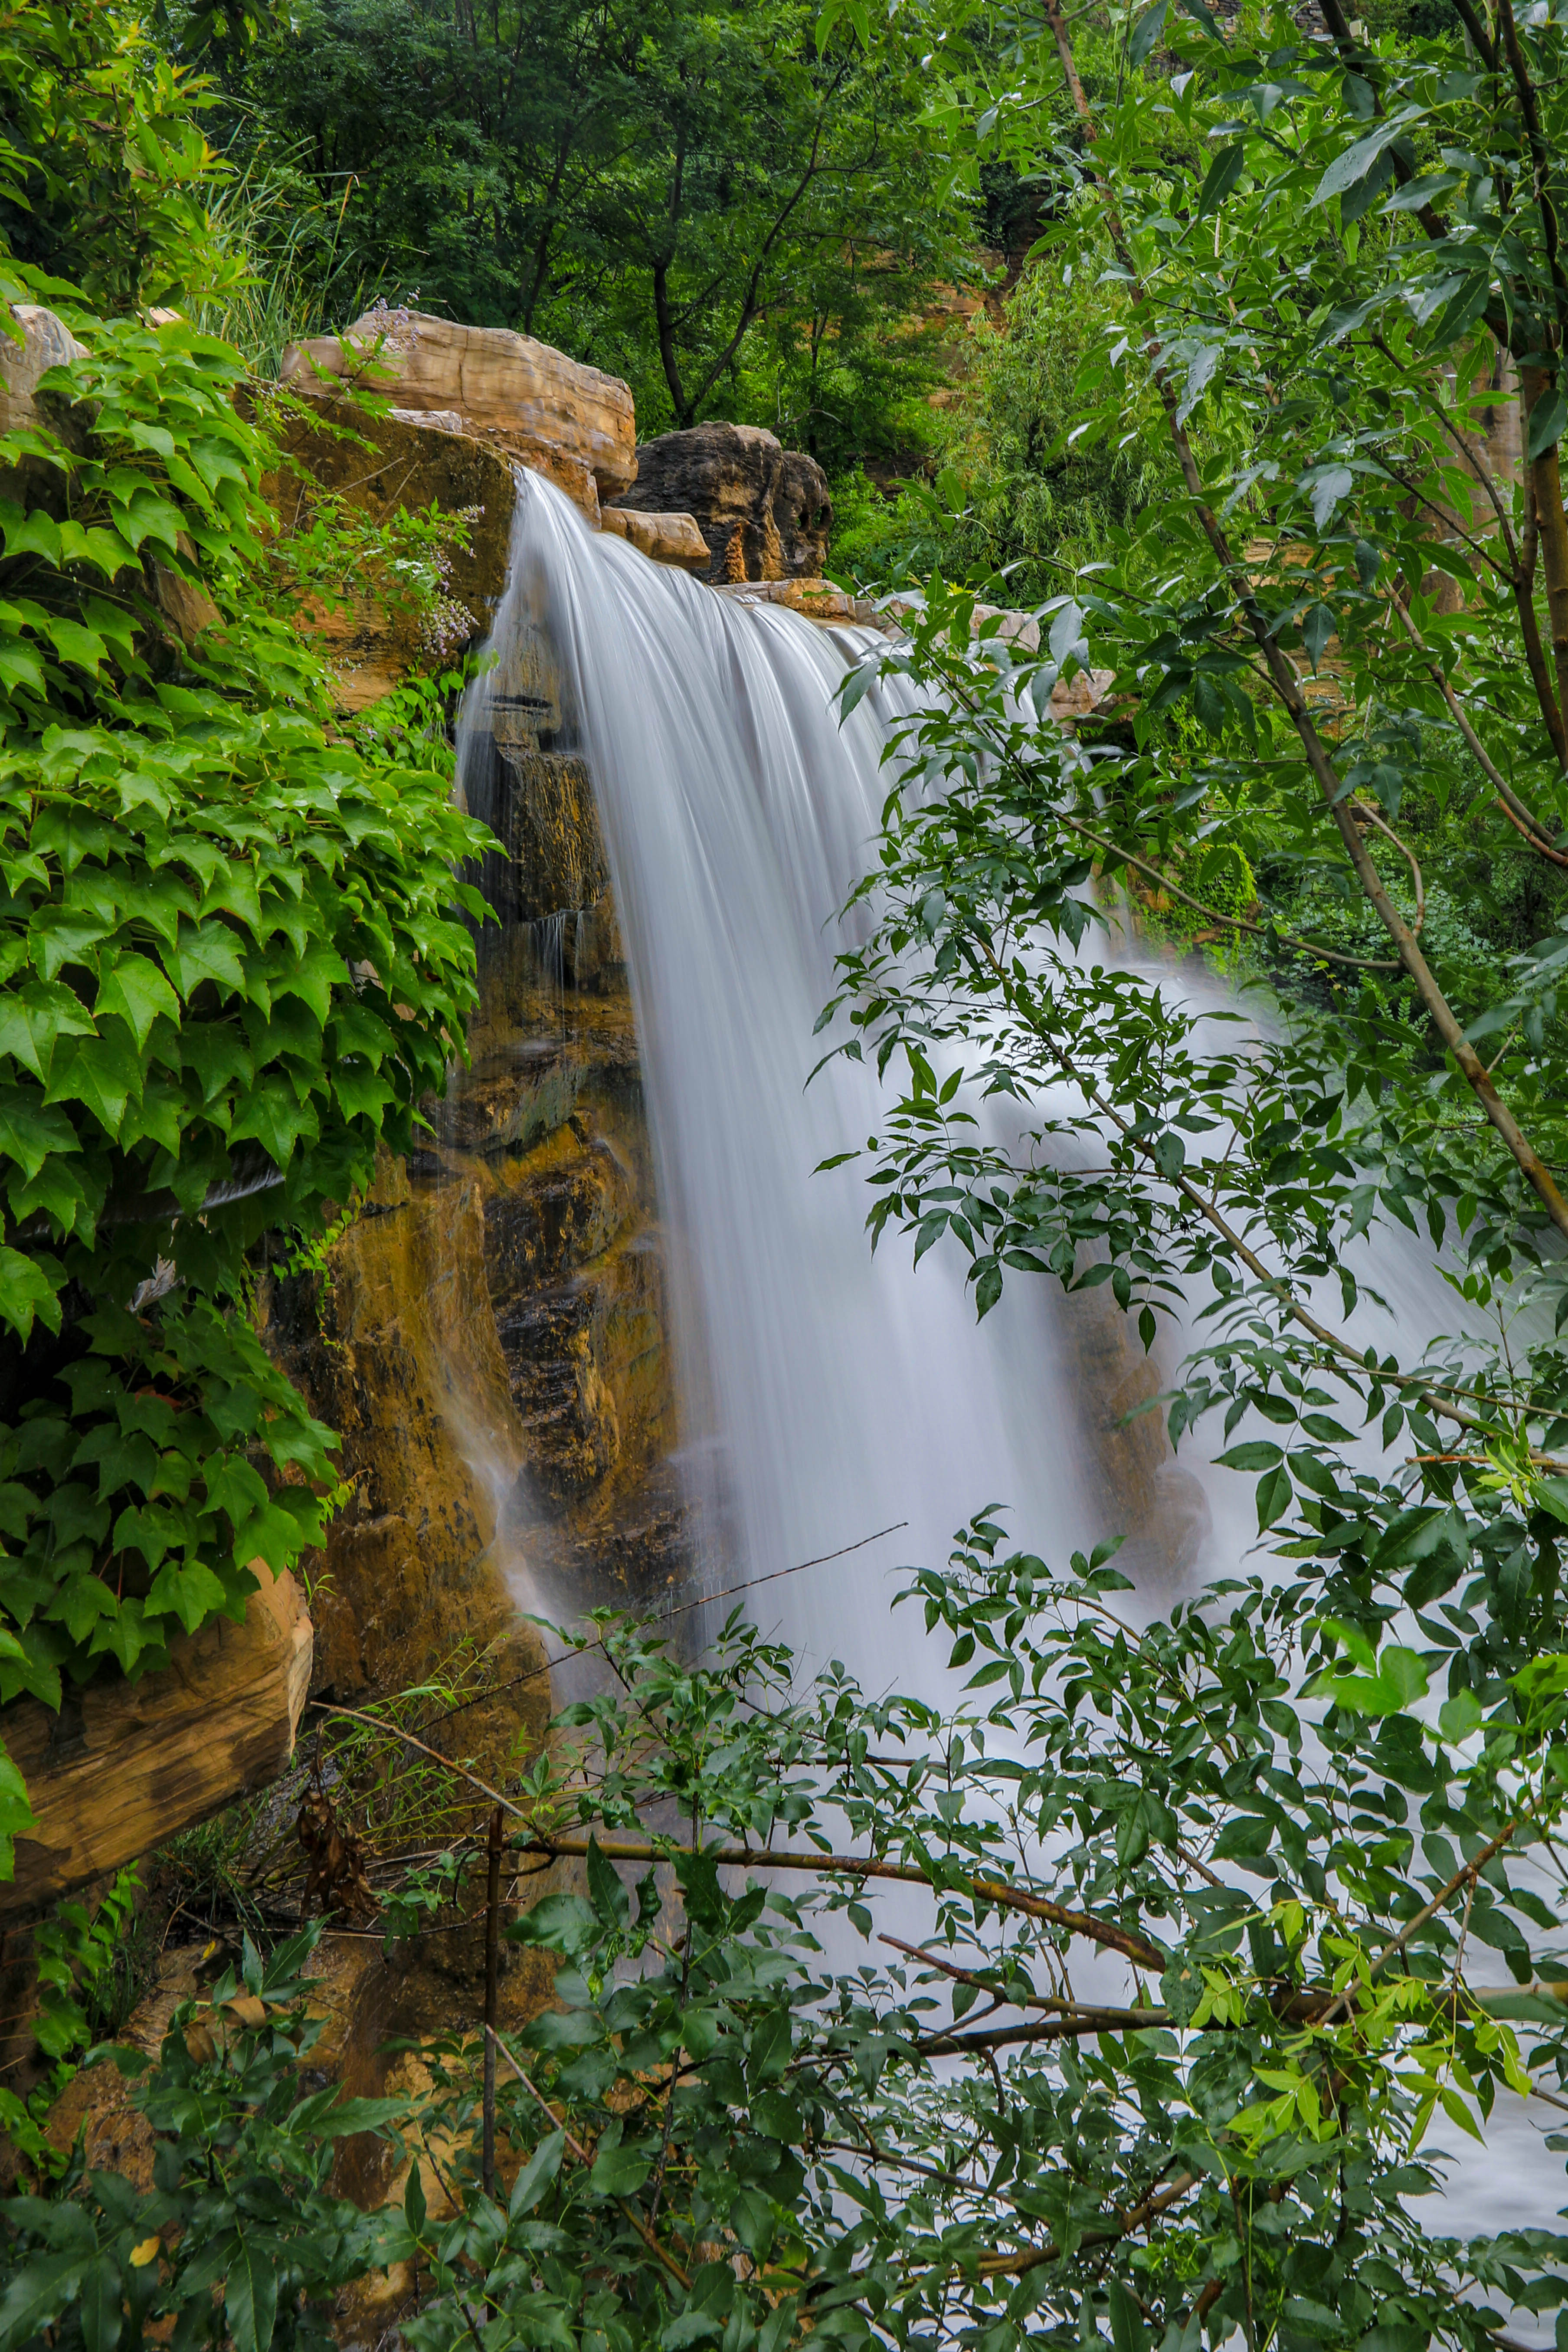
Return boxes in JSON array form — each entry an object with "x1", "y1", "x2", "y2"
[{"x1": 608, "y1": 422, "x2": 831, "y2": 585}]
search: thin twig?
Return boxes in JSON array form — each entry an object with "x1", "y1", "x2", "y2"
[
  {"x1": 524, "y1": 1833, "x2": 1165, "y2": 1970},
  {"x1": 1316, "y1": 1822, "x2": 1517, "y2": 2028}
]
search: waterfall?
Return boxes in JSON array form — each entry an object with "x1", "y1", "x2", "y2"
[
  {"x1": 449, "y1": 469, "x2": 1561, "y2": 2249},
  {"x1": 455, "y1": 470, "x2": 1204, "y2": 1681}
]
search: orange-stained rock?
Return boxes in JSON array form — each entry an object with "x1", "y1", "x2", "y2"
[
  {"x1": 0, "y1": 1571, "x2": 312, "y2": 1920},
  {"x1": 280, "y1": 310, "x2": 635, "y2": 520}
]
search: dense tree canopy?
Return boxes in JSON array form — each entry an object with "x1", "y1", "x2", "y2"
[{"x1": 182, "y1": 0, "x2": 969, "y2": 454}]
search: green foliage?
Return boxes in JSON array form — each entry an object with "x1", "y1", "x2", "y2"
[
  {"x1": 0, "y1": 305, "x2": 487, "y2": 1710},
  {"x1": 828, "y1": 467, "x2": 969, "y2": 593},
  {"x1": 818, "y1": 0, "x2": 1568, "y2": 1519},
  {"x1": 0, "y1": 1925, "x2": 406, "y2": 2352},
  {"x1": 799, "y1": 0, "x2": 1568, "y2": 2320},
  {"x1": 17, "y1": 1576, "x2": 1568, "y2": 2348},
  {"x1": 190, "y1": 152, "x2": 371, "y2": 380},
  {"x1": 177, "y1": 0, "x2": 971, "y2": 429},
  {"x1": 0, "y1": 4, "x2": 237, "y2": 317},
  {"x1": 929, "y1": 262, "x2": 1164, "y2": 600},
  {"x1": 827, "y1": 264, "x2": 1159, "y2": 598},
  {"x1": 0, "y1": 1868, "x2": 148, "y2": 2178},
  {"x1": 0, "y1": 5, "x2": 493, "y2": 1865}
]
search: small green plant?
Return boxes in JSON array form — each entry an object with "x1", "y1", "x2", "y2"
[
  {"x1": 0, "y1": 1868, "x2": 149, "y2": 2178},
  {"x1": 0, "y1": 1925, "x2": 407, "y2": 2349}
]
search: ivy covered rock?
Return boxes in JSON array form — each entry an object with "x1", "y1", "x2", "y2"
[{"x1": 0, "y1": 12, "x2": 495, "y2": 1881}]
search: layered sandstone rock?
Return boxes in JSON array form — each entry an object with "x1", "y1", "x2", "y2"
[
  {"x1": 281, "y1": 310, "x2": 636, "y2": 522},
  {"x1": 0, "y1": 304, "x2": 85, "y2": 438},
  {"x1": 0, "y1": 1570, "x2": 312, "y2": 1918},
  {"x1": 609, "y1": 422, "x2": 832, "y2": 583}
]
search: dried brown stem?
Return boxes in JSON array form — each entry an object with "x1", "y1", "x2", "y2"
[{"x1": 526, "y1": 1833, "x2": 1165, "y2": 1970}]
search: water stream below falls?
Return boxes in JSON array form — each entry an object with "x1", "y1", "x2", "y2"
[{"x1": 456, "y1": 469, "x2": 1556, "y2": 2254}]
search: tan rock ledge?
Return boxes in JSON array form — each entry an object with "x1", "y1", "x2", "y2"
[
  {"x1": 0, "y1": 1569, "x2": 312, "y2": 1920},
  {"x1": 281, "y1": 311, "x2": 636, "y2": 523},
  {"x1": 599, "y1": 506, "x2": 710, "y2": 570}
]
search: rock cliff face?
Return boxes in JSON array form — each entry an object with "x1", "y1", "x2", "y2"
[
  {"x1": 609, "y1": 422, "x2": 832, "y2": 583},
  {"x1": 265, "y1": 398, "x2": 522, "y2": 711},
  {"x1": 281, "y1": 310, "x2": 637, "y2": 523}
]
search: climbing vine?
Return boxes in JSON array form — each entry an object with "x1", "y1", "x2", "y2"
[{"x1": 0, "y1": 4, "x2": 492, "y2": 1869}]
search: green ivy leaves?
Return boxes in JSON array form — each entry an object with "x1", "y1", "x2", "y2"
[{"x1": 0, "y1": 238, "x2": 493, "y2": 1841}]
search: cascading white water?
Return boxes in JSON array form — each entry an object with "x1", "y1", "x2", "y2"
[
  {"x1": 471, "y1": 471, "x2": 1175, "y2": 1683},
  {"x1": 452, "y1": 470, "x2": 1563, "y2": 2262}
]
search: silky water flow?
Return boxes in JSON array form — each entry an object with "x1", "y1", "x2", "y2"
[
  {"x1": 456, "y1": 470, "x2": 1170, "y2": 1680},
  {"x1": 452, "y1": 469, "x2": 1558, "y2": 2260}
]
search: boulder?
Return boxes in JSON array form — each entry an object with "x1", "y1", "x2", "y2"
[
  {"x1": 609, "y1": 423, "x2": 831, "y2": 583},
  {"x1": 281, "y1": 310, "x2": 635, "y2": 522},
  {"x1": 0, "y1": 1569, "x2": 312, "y2": 1920},
  {"x1": 265, "y1": 399, "x2": 521, "y2": 710},
  {"x1": 0, "y1": 304, "x2": 86, "y2": 439},
  {"x1": 599, "y1": 506, "x2": 710, "y2": 570}
]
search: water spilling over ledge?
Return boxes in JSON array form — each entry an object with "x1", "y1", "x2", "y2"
[{"x1": 438, "y1": 470, "x2": 1212, "y2": 1672}]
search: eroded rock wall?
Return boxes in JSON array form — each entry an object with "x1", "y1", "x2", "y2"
[
  {"x1": 281, "y1": 311, "x2": 636, "y2": 524},
  {"x1": 609, "y1": 422, "x2": 832, "y2": 584}
]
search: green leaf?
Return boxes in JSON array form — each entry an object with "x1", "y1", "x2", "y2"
[
  {"x1": 228, "y1": 1074, "x2": 320, "y2": 1169},
  {"x1": 144, "y1": 1559, "x2": 229, "y2": 1633},
  {"x1": 1528, "y1": 388, "x2": 1567, "y2": 463},
  {"x1": 1216, "y1": 1441, "x2": 1283, "y2": 1471},
  {"x1": 43, "y1": 618, "x2": 107, "y2": 675},
  {"x1": 1255, "y1": 1463, "x2": 1293, "y2": 1530},
  {"x1": 747, "y1": 2007, "x2": 794, "y2": 2088},
  {"x1": 586, "y1": 1833, "x2": 630, "y2": 1930},
  {"x1": 1128, "y1": 0, "x2": 1170, "y2": 66},
  {"x1": 1438, "y1": 1688, "x2": 1484, "y2": 1743},
  {"x1": 1310, "y1": 119, "x2": 1410, "y2": 208},
  {"x1": 0, "y1": 641, "x2": 46, "y2": 696},
  {"x1": 1196, "y1": 142, "x2": 1246, "y2": 216},
  {"x1": 0, "y1": 2253, "x2": 88, "y2": 2346},
  {"x1": 95, "y1": 954, "x2": 179, "y2": 1050},
  {"x1": 1107, "y1": 2278, "x2": 1146, "y2": 2352},
  {"x1": 43, "y1": 1034, "x2": 141, "y2": 1136},
  {"x1": 0, "y1": 1245, "x2": 62, "y2": 1342},
  {"x1": 165, "y1": 920, "x2": 247, "y2": 1001},
  {"x1": 79, "y1": 2255, "x2": 122, "y2": 2352},
  {"x1": 509, "y1": 2126, "x2": 566, "y2": 2218},
  {"x1": 0, "y1": 1088, "x2": 80, "y2": 1182},
  {"x1": 224, "y1": 2237, "x2": 279, "y2": 2352},
  {"x1": 0, "y1": 1735, "x2": 38, "y2": 1880},
  {"x1": 591, "y1": 2139, "x2": 653, "y2": 2198}
]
